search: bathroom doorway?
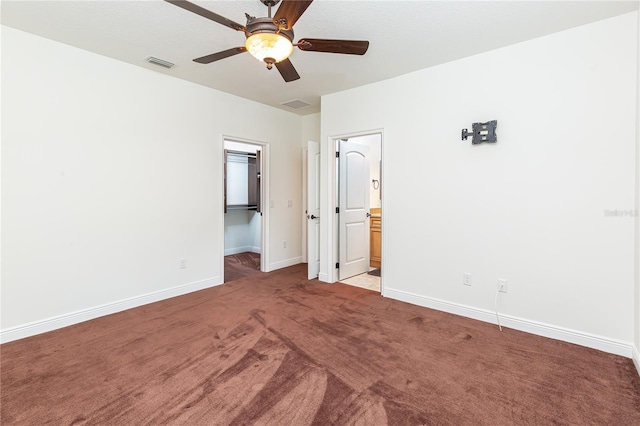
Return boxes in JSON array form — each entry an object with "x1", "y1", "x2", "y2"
[{"x1": 336, "y1": 132, "x2": 382, "y2": 292}]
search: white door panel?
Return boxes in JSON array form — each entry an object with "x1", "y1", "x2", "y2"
[
  {"x1": 345, "y1": 222, "x2": 366, "y2": 262},
  {"x1": 307, "y1": 141, "x2": 320, "y2": 279},
  {"x1": 339, "y1": 140, "x2": 370, "y2": 281}
]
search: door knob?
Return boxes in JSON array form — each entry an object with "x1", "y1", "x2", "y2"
[
  {"x1": 310, "y1": 215, "x2": 319, "y2": 219},
  {"x1": 366, "y1": 212, "x2": 371, "y2": 217}
]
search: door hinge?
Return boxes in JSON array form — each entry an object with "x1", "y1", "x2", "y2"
[
  {"x1": 336, "y1": 262, "x2": 339, "y2": 269},
  {"x1": 335, "y1": 151, "x2": 339, "y2": 158},
  {"x1": 335, "y1": 207, "x2": 339, "y2": 214}
]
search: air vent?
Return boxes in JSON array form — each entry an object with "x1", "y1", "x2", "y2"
[
  {"x1": 145, "y1": 56, "x2": 174, "y2": 69},
  {"x1": 281, "y1": 99, "x2": 311, "y2": 109}
]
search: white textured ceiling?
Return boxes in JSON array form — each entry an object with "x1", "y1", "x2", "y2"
[{"x1": 2, "y1": 0, "x2": 638, "y2": 115}]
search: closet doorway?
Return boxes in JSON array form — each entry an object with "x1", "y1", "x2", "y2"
[{"x1": 223, "y1": 138, "x2": 268, "y2": 283}]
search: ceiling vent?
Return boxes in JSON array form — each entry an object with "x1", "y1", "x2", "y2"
[
  {"x1": 145, "y1": 56, "x2": 174, "y2": 69},
  {"x1": 282, "y1": 99, "x2": 311, "y2": 109}
]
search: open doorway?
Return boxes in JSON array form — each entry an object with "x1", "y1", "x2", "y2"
[
  {"x1": 223, "y1": 138, "x2": 267, "y2": 282},
  {"x1": 335, "y1": 133, "x2": 382, "y2": 292}
]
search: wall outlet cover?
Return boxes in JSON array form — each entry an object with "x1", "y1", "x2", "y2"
[{"x1": 463, "y1": 273, "x2": 472, "y2": 286}]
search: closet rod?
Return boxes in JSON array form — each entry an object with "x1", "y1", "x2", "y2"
[{"x1": 226, "y1": 150, "x2": 257, "y2": 158}]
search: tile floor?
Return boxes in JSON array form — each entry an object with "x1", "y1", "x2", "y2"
[{"x1": 339, "y1": 269, "x2": 381, "y2": 292}]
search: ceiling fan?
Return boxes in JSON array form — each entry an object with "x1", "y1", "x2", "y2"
[{"x1": 165, "y1": 0, "x2": 370, "y2": 82}]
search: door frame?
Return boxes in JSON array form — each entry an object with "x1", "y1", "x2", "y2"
[
  {"x1": 220, "y1": 136, "x2": 270, "y2": 283},
  {"x1": 322, "y1": 129, "x2": 384, "y2": 292}
]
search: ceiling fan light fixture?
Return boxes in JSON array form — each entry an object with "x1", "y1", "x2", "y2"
[
  {"x1": 165, "y1": 0, "x2": 370, "y2": 82},
  {"x1": 245, "y1": 32, "x2": 293, "y2": 65}
]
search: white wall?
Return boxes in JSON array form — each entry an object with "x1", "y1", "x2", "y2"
[
  {"x1": 225, "y1": 141, "x2": 259, "y2": 154},
  {"x1": 226, "y1": 154, "x2": 251, "y2": 205},
  {"x1": 248, "y1": 211, "x2": 262, "y2": 252},
  {"x1": 224, "y1": 210, "x2": 261, "y2": 255},
  {"x1": 1, "y1": 26, "x2": 303, "y2": 339},
  {"x1": 302, "y1": 113, "x2": 321, "y2": 146},
  {"x1": 321, "y1": 12, "x2": 639, "y2": 355}
]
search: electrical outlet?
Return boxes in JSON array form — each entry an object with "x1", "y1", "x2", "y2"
[
  {"x1": 282, "y1": 240, "x2": 287, "y2": 248},
  {"x1": 179, "y1": 258, "x2": 187, "y2": 269},
  {"x1": 498, "y1": 279, "x2": 508, "y2": 293},
  {"x1": 288, "y1": 200, "x2": 292, "y2": 207},
  {"x1": 463, "y1": 273, "x2": 472, "y2": 286}
]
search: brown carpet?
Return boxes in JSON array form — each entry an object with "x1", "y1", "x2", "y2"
[
  {"x1": 224, "y1": 252, "x2": 261, "y2": 282},
  {"x1": 1, "y1": 263, "x2": 639, "y2": 425}
]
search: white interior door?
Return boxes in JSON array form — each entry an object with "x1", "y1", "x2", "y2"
[
  {"x1": 307, "y1": 141, "x2": 320, "y2": 279},
  {"x1": 338, "y1": 140, "x2": 370, "y2": 280}
]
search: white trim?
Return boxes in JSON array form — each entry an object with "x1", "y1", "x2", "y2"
[
  {"x1": 261, "y1": 144, "x2": 270, "y2": 273},
  {"x1": 379, "y1": 132, "x2": 386, "y2": 296},
  {"x1": 224, "y1": 246, "x2": 261, "y2": 256},
  {"x1": 268, "y1": 256, "x2": 302, "y2": 271},
  {"x1": 301, "y1": 147, "x2": 308, "y2": 264},
  {"x1": 219, "y1": 138, "x2": 227, "y2": 284},
  {"x1": 318, "y1": 272, "x2": 329, "y2": 282},
  {"x1": 0, "y1": 276, "x2": 222, "y2": 344},
  {"x1": 385, "y1": 287, "x2": 634, "y2": 358},
  {"x1": 634, "y1": 6, "x2": 640, "y2": 382}
]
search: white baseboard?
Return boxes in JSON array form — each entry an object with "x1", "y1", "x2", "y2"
[
  {"x1": 268, "y1": 256, "x2": 302, "y2": 271},
  {"x1": 633, "y1": 345, "x2": 640, "y2": 376},
  {"x1": 224, "y1": 246, "x2": 261, "y2": 256},
  {"x1": 318, "y1": 272, "x2": 330, "y2": 283},
  {"x1": 0, "y1": 276, "x2": 223, "y2": 344},
  {"x1": 384, "y1": 287, "x2": 633, "y2": 358}
]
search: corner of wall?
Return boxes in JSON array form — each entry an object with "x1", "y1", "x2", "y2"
[{"x1": 301, "y1": 113, "x2": 321, "y2": 146}]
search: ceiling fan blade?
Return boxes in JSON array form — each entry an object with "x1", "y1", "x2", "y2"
[
  {"x1": 194, "y1": 47, "x2": 247, "y2": 64},
  {"x1": 273, "y1": 0, "x2": 313, "y2": 29},
  {"x1": 298, "y1": 39, "x2": 369, "y2": 55},
  {"x1": 275, "y1": 59, "x2": 300, "y2": 82},
  {"x1": 164, "y1": 0, "x2": 245, "y2": 32}
]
